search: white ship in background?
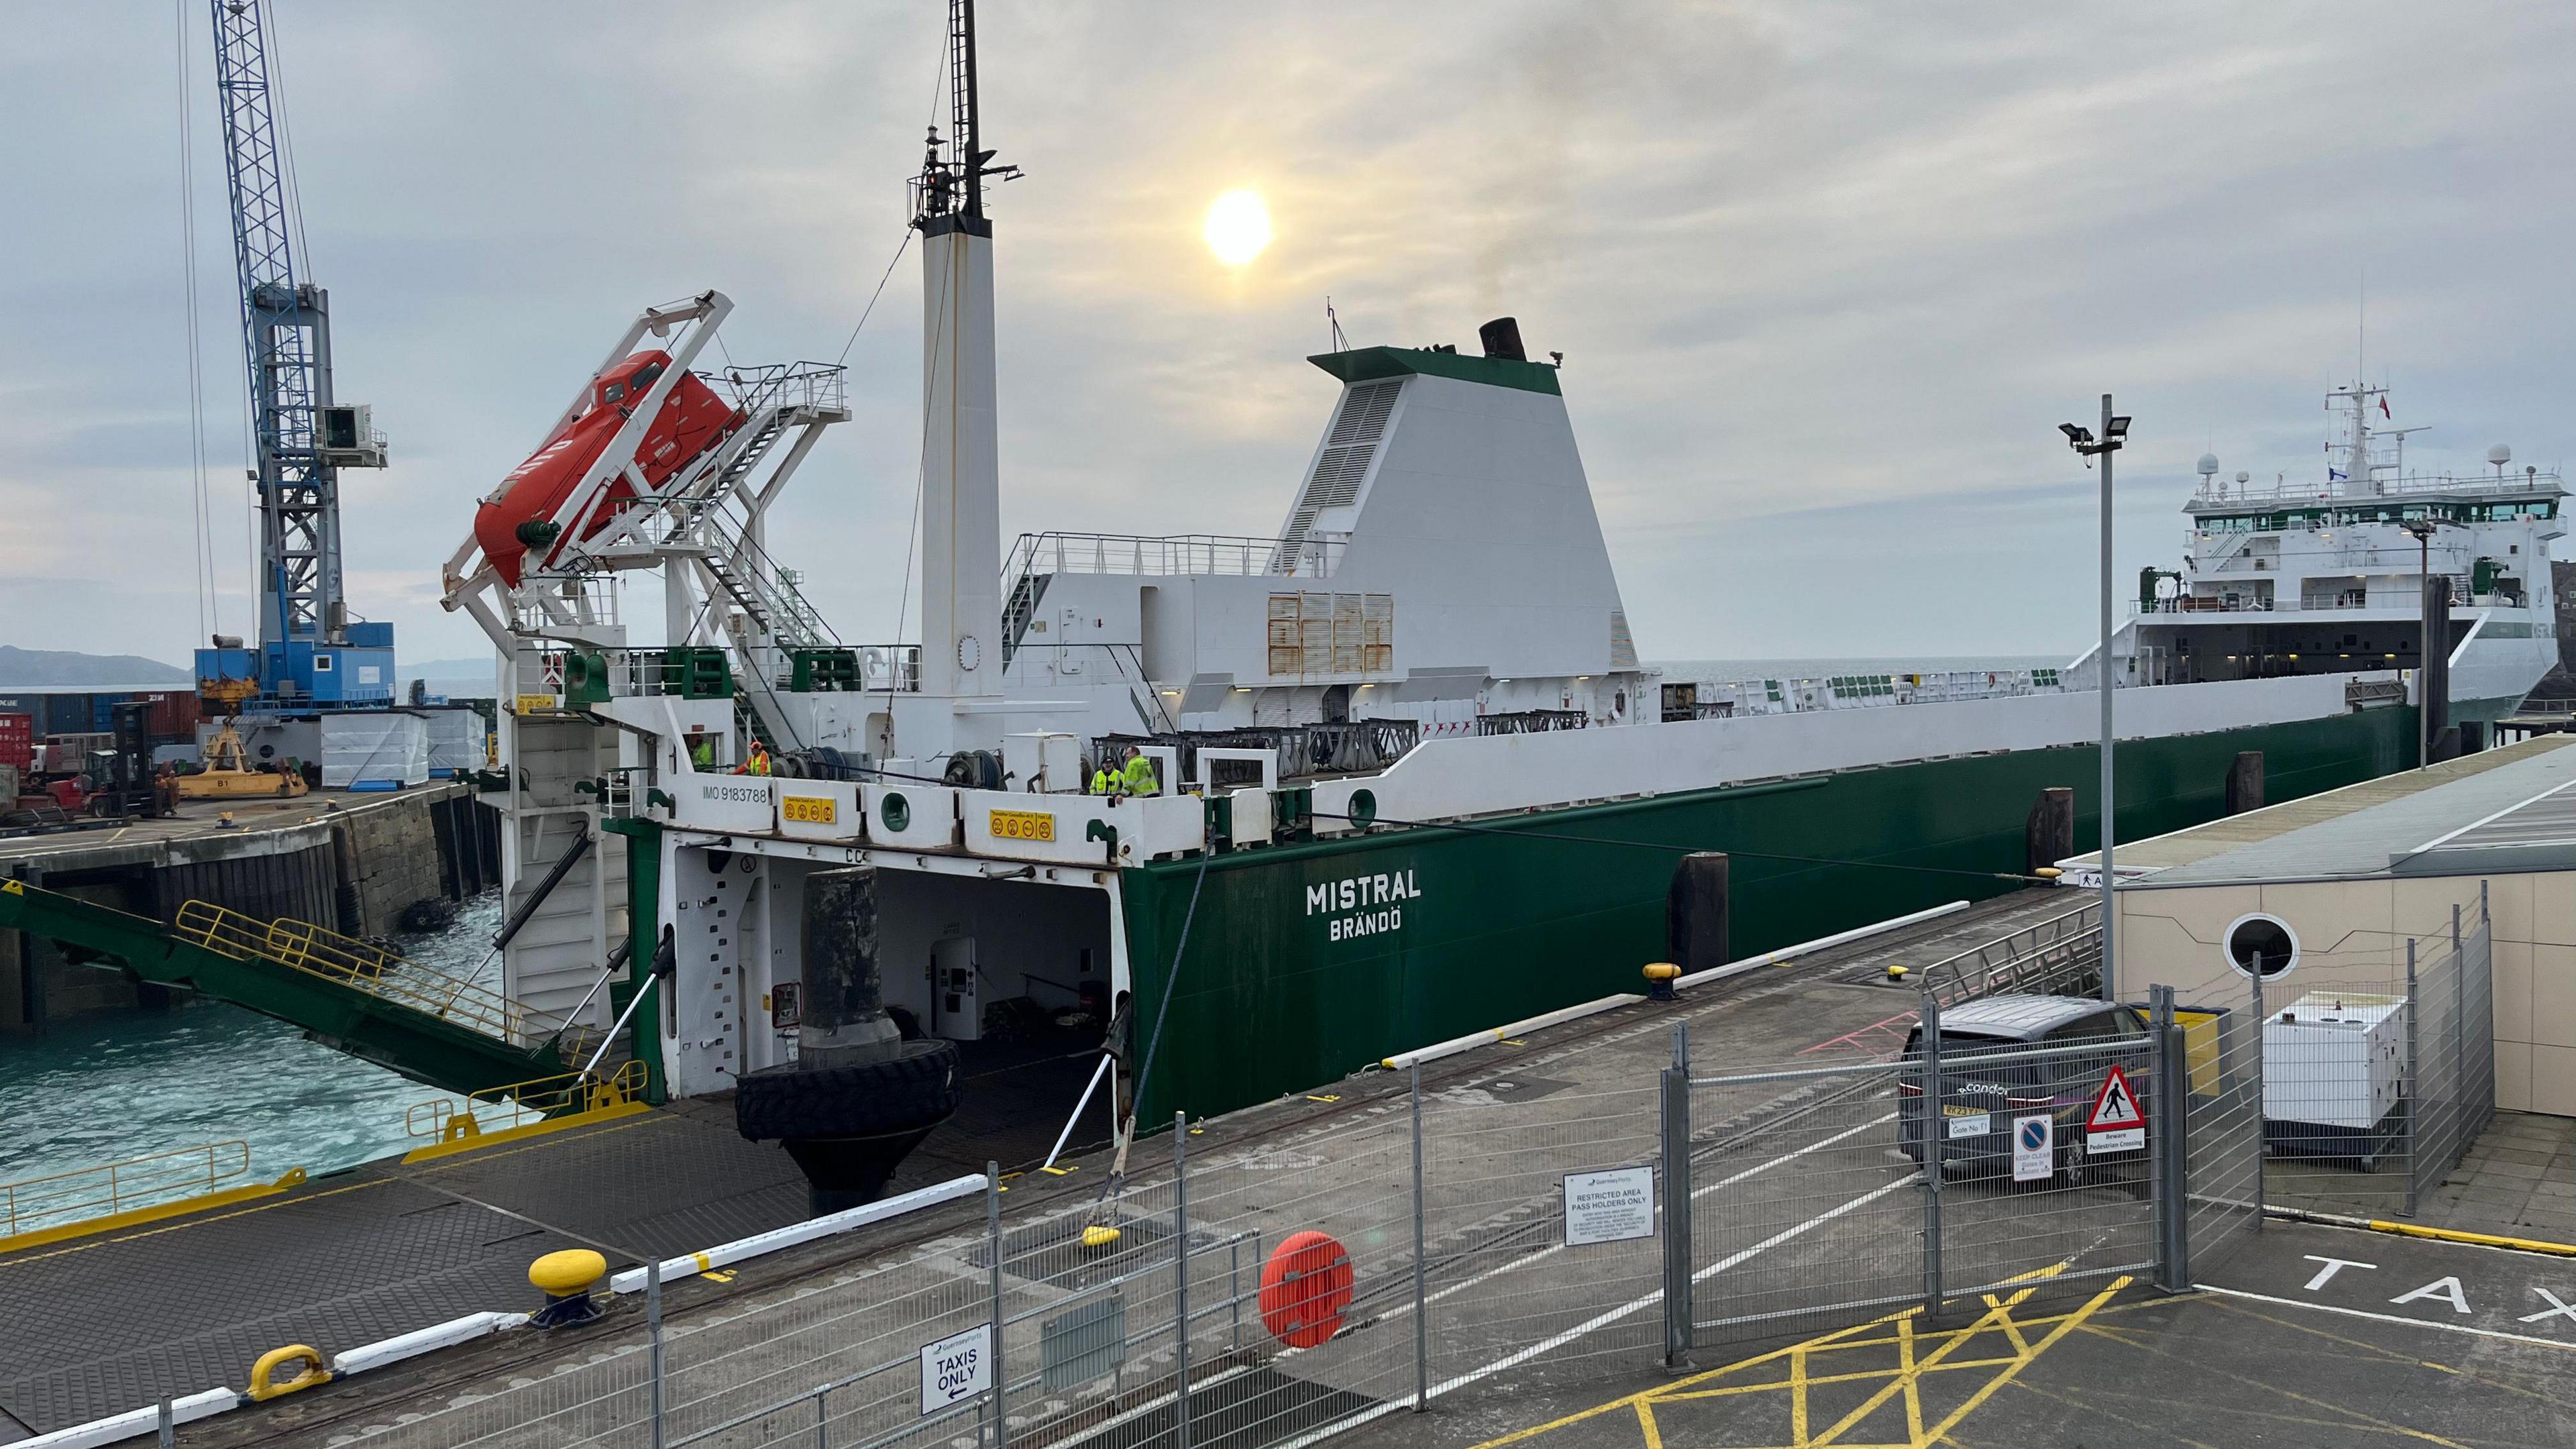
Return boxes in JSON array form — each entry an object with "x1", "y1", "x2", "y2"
[{"x1": 2102, "y1": 384, "x2": 2563, "y2": 712}]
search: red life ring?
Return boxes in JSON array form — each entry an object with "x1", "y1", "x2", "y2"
[{"x1": 1258, "y1": 1230, "x2": 1353, "y2": 1348}]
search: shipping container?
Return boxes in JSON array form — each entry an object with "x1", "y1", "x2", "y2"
[
  {"x1": 137, "y1": 690, "x2": 202, "y2": 741},
  {"x1": 42, "y1": 696, "x2": 90, "y2": 737},
  {"x1": 0, "y1": 713, "x2": 29, "y2": 774},
  {"x1": 88, "y1": 693, "x2": 133, "y2": 733}
]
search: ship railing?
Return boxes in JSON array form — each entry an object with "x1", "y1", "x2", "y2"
[
  {"x1": 173, "y1": 901, "x2": 600, "y2": 1059},
  {"x1": 508, "y1": 572, "x2": 621, "y2": 640},
  {"x1": 1918, "y1": 901, "x2": 2103, "y2": 1008},
  {"x1": 1680, "y1": 667, "x2": 2069, "y2": 716},
  {"x1": 1004, "y1": 530, "x2": 1344, "y2": 581},
  {"x1": 405, "y1": 1061, "x2": 648, "y2": 1144},
  {"x1": 704, "y1": 360, "x2": 849, "y2": 418},
  {"x1": 2133, "y1": 578, "x2": 2505, "y2": 617},
  {"x1": 0, "y1": 1140, "x2": 253, "y2": 1240},
  {"x1": 2193, "y1": 466, "x2": 2563, "y2": 503}
]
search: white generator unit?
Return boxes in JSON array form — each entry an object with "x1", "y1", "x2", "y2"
[{"x1": 2262, "y1": 992, "x2": 2406, "y2": 1130}]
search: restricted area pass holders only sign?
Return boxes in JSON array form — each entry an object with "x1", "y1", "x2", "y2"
[
  {"x1": 1563, "y1": 1165, "x2": 1656, "y2": 1246},
  {"x1": 2012, "y1": 1114, "x2": 2053, "y2": 1183},
  {"x1": 2086, "y1": 1064, "x2": 2146, "y2": 1155},
  {"x1": 919, "y1": 1324, "x2": 991, "y2": 1415}
]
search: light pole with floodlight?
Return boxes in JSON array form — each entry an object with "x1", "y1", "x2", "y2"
[
  {"x1": 2063, "y1": 398, "x2": 2130, "y2": 1000},
  {"x1": 2400, "y1": 517, "x2": 2462, "y2": 769}
]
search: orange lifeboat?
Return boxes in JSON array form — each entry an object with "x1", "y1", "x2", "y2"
[{"x1": 475, "y1": 351, "x2": 741, "y2": 587}]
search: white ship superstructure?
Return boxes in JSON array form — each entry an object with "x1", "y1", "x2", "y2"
[{"x1": 2090, "y1": 385, "x2": 2563, "y2": 713}]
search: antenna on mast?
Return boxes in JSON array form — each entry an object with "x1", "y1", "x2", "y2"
[
  {"x1": 912, "y1": 0, "x2": 1021, "y2": 230},
  {"x1": 1326, "y1": 296, "x2": 1348, "y2": 352}
]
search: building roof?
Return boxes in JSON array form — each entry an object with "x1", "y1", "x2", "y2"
[
  {"x1": 1307, "y1": 345, "x2": 1563, "y2": 397},
  {"x1": 2077, "y1": 733, "x2": 2576, "y2": 887}
]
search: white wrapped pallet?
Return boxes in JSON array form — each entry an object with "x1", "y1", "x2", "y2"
[
  {"x1": 321, "y1": 713, "x2": 430, "y2": 789},
  {"x1": 423, "y1": 708, "x2": 486, "y2": 776}
]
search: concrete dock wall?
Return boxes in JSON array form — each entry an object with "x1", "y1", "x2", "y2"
[{"x1": 0, "y1": 784, "x2": 504, "y2": 1034}]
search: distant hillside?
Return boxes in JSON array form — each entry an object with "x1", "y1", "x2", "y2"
[{"x1": 0, "y1": 645, "x2": 190, "y2": 687}]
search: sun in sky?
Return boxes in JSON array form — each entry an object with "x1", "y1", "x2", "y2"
[{"x1": 1203, "y1": 189, "x2": 1272, "y2": 266}]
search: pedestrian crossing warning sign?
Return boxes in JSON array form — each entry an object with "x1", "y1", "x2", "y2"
[{"x1": 2086, "y1": 1065, "x2": 2145, "y2": 1154}]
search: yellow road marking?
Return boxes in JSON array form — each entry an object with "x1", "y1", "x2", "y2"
[
  {"x1": 1915, "y1": 1281, "x2": 2125, "y2": 1446},
  {"x1": 1465, "y1": 1274, "x2": 2129, "y2": 1449},
  {"x1": 1898, "y1": 1314, "x2": 1924, "y2": 1444}
]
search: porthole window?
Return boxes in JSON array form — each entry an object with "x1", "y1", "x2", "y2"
[{"x1": 2222, "y1": 912, "x2": 2298, "y2": 979}]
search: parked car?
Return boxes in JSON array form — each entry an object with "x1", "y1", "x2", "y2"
[{"x1": 1896, "y1": 995, "x2": 2153, "y2": 1186}]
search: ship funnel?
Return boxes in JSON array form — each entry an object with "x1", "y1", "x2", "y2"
[{"x1": 1478, "y1": 317, "x2": 1527, "y2": 362}]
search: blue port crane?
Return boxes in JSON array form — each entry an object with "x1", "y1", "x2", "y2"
[{"x1": 194, "y1": 0, "x2": 394, "y2": 715}]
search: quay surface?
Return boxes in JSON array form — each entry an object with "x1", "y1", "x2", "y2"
[{"x1": 0, "y1": 888, "x2": 2082, "y2": 1444}]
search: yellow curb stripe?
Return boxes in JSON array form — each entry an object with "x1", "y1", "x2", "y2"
[{"x1": 2363, "y1": 1218, "x2": 2576, "y2": 1258}]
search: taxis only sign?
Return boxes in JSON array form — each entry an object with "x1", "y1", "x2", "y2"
[{"x1": 918, "y1": 1324, "x2": 991, "y2": 1415}]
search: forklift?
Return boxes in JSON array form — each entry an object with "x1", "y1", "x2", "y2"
[{"x1": 85, "y1": 700, "x2": 176, "y2": 820}]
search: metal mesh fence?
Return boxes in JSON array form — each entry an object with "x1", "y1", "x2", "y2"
[
  {"x1": 315, "y1": 899, "x2": 2513, "y2": 1449},
  {"x1": 1417, "y1": 1082, "x2": 1665, "y2": 1395},
  {"x1": 1682, "y1": 1019, "x2": 2161, "y2": 1353},
  {"x1": 2249, "y1": 895, "x2": 2496, "y2": 1220},
  {"x1": 2176, "y1": 977, "x2": 2267, "y2": 1278}
]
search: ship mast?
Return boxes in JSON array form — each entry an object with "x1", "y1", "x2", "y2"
[{"x1": 908, "y1": 0, "x2": 1020, "y2": 726}]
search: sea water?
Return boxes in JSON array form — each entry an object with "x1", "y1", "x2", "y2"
[{"x1": 0, "y1": 895, "x2": 496, "y2": 1192}]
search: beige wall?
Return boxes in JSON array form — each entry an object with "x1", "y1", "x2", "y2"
[{"x1": 2114, "y1": 869, "x2": 2576, "y2": 1117}]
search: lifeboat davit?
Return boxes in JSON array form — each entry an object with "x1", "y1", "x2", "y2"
[{"x1": 475, "y1": 351, "x2": 741, "y2": 587}]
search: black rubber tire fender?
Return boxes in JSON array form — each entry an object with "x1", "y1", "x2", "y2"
[{"x1": 735, "y1": 1038, "x2": 963, "y2": 1142}]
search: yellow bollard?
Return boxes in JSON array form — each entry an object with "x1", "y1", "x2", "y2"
[
  {"x1": 530, "y1": 1248, "x2": 609, "y2": 1328},
  {"x1": 247, "y1": 1344, "x2": 332, "y2": 1401},
  {"x1": 1642, "y1": 961, "x2": 1682, "y2": 1002}
]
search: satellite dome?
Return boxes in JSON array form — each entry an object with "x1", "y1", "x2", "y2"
[
  {"x1": 2196, "y1": 453, "x2": 2220, "y2": 477},
  {"x1": 2489, "y1": 443, "x2": 2514, "y2": 467},
  {"x1": 2235, "y1": 472, "x2": 2251, "y2": 484}
]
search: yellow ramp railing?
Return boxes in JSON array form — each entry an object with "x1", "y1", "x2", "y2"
[
  {"x1": 172, "y1": 901, "x2": 598, "y2": 1061},
  {"x1": 1, "y1": 1141, "x2": 252, "y2": 1239},
  {"x1": 406, "y1": 1061, "x2": 649, "y2": 1144}
]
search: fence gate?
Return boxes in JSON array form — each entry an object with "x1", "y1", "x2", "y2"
[{"x1": 1671, "y1": 994, "x2": 2229, "y2": 1358}]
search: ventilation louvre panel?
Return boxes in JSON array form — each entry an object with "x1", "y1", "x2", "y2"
[{"x1": 1273, "y1": 380, "x2": 1401, "y2": 571}]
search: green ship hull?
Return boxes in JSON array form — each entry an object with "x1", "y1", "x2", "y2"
[{"x1": 1121, "y1": 703, "x2": 2418, "y2": 1122}]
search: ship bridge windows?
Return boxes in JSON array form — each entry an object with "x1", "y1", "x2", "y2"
[{"x1": 2194, "y1": 498, "x2": 2556, "y2": 530}]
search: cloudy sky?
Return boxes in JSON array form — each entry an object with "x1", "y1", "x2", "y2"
[{"x1": 6, "y1": 1, "x2": 2573, "y2": 672}]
